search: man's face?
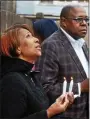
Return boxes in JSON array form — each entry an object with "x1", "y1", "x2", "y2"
[{"x1": 63, "y1": 7, "x2": 89, "y2": 39}]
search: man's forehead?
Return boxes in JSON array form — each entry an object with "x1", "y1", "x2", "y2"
[{"x1": 69, "y1": 7, "x2": 87, "y2": 17}]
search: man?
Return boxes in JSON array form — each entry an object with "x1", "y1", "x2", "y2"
[{"x1": 35, "y1": 5, "x2": 89, "y2": 119}]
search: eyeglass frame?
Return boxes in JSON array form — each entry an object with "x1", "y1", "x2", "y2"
[{"x1": 64, "y1": 17, "x2": 89, "y2": 24}]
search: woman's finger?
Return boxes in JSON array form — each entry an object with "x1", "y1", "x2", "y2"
[{"x1": 56, "y1": 94, "x2": 65, "y2": 103}]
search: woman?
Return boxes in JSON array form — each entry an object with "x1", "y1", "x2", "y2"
[{"x1": 0, "y1": 24, "x2": 74, "y2": 119}]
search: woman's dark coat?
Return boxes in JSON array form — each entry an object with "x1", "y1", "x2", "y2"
[{"x1": 0, "y1": 56, "x2": 51, "y2": 119}]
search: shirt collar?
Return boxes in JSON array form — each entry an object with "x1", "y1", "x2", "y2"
[{"x1": 60, "y1": 27, "x2": 85, "y2": 48}]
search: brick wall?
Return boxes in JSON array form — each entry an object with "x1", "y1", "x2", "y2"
[{"x1": 1, "y1": 1, "x2": 33, "y2": 33}]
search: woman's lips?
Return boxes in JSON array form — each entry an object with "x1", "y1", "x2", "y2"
[{"x1": 36, "y1": 45, "x2": 41, "y2": 50}]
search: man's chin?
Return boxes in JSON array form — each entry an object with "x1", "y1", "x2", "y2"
[{"x1": 80, "y1": 34, "x2": 87, "y2": 38}]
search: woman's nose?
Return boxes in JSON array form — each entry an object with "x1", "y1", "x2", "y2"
[{"x1": 34, "y1": 37, "x2": 39, "y2": 43}]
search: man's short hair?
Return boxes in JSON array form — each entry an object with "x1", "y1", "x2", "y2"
[{"x1": 60, "y1": 5, "x2": 80, "y2": 18}]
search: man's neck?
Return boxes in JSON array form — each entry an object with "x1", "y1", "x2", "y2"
[
  {"x1": 67, "y1": 33, "x2": 80, "y2": 40},
  {"x1": 60, "y1": 26, "x2": 81, "y2": 40}
]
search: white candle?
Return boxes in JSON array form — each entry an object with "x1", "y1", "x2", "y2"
[
  {"x1": 62, "y1": 77, "x2": 67, "y2": 94},
  {"x1": 69, "y1": 77, "x2": 73, "y2": 93}
]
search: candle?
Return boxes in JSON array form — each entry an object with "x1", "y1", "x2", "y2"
[
  {"x1": 62, "y1": 77, "x2": 67, "y2": 94},
  {"x1": 69, "y1": 77, "x2": 73, "y2": 93}
]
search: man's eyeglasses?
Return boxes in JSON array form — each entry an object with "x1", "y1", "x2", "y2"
[{"x1": 65, "y1": 17, "x2": 89, "y2": 24}]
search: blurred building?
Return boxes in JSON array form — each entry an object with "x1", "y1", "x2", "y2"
[
  {"x1": 1, "y1": 0, "x2": 89, "y2": 46},
  {"x1": 16, "y1": 0, "x2": 88, "y2": 19},
  {"x1": 1, "y1": 1, "x2": 33, "y2": 33}
]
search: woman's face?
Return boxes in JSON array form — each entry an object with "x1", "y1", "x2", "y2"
[{"x1": 18, "y1": 28, "x2": 41, "y2": 63}]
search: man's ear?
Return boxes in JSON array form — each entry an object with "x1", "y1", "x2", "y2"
[
  {"x1": 16, "y1": 47, "x2": 21, "y2": 55},
  {"x1": 60, "y1": 17, "x2": 67, "y2": 27}
]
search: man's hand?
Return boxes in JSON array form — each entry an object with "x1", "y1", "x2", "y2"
[{"x1": 81, "y1": 79, "x2": 89, "y2": 92}]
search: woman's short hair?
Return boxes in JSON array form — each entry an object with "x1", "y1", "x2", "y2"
[{"x1": 1, "y1": 24, "x2": 34, "y2": 57}]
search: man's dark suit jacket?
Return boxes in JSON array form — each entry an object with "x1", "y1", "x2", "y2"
[{"x1": 36, "y1": 28, "x2": 89, "y2": 119}]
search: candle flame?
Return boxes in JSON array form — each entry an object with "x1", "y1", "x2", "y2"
[
  {"x1": 71, "y1": 77, "x2": 73, "y2": 80},
  {"x1": 63, "y1": 77, "x2": 66, "y2": 80}
]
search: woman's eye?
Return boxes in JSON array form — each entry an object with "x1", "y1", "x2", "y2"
[{"x1": 26, "y1": 34, "x2": 30, "y2": 38}]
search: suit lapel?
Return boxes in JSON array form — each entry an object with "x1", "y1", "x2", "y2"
[
  {"x1": 58, "y1": 29, "x2": 87, "y2": 79},
  {"x1": 82, "y1": 43, "x2": 89, "y2": 62}
]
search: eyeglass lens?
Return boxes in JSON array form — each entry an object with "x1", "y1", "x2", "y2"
[{"x1": 74, "y1": 18, "x2": 89, "y2": 23}]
